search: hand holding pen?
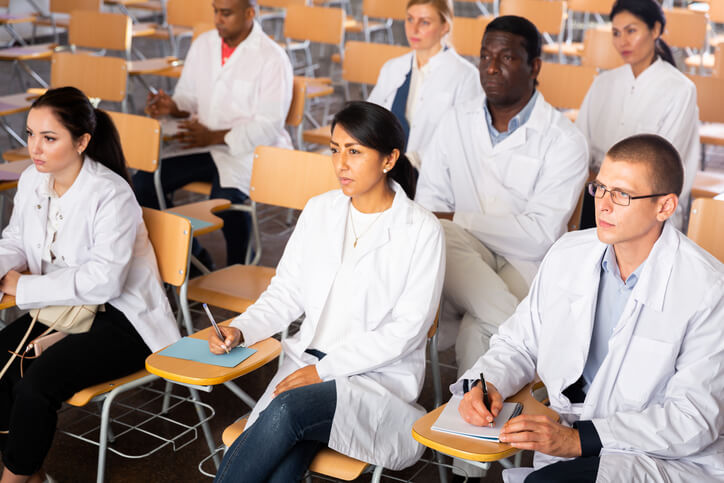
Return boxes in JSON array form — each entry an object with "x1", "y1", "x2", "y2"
[
  {"x1": 458, "y1": 372, "x2": 504, "y2": 427},
  {"x1": 204, "y1": 303, "x2": 243, "y2": 355}
]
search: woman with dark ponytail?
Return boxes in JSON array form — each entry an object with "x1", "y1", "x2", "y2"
[
  {"x1": 576, "y1": 0, "x2": 699, "y2": 230},
  {"x1": 0, "y1": 86, "x2": 179, "y2": 482},
  {"x1": 210, "y1": 101, "x2": 444, "y2": 482}
]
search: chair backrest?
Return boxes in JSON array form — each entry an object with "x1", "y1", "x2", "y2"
[
  {"x1": 687, "y1": 198, "x2": 724, "y2": 263},
  {"x1": 50, "y1": 52, "x2": 127, "y2": 102},
  {"x1": 567, "y1": 171, "x2": 595, "y2": 231},
  {"x1": 50, "y1": 0, "x2": 101, "y2": 14},
  {"x1": 713, "y1": 45, "x2": 724, "y2": 79},
  {"x1": 710, "y1": 0, "x2": 724, "y2": 24},
  {"x1": 249, "y1": 146, "x2": 338, "y2": 210},
  {"x1": 500, "y1": 0, "x2": 565, "y2": 35},
  {"x1": 363, "y1": 0, "x2": 407, "y2": 21},
  {"x1": 259, "y1": 0, "x2": 306, "y2": 7},
  {"x1": 142, "y1": 208, "x2": 192, "y2": 287},
  {"x1": 580, "y1": 26, "x2": 624, "y2": 70},
  {"x1": 538, "y1": 62, "x2": 597, "y2": 110},
  {"x1": 687, "y1": 74, "x2": 724, "y2": 123},
  {"x1": 68, "y1": 10, "x2": 132, "y2": 53},
  {"x1": 193, "y1": 23, "x2": 215, "y2": 41},
  {"x1": 567, "y1": 0, "x2": 614, "y2": 15},
  {"x1": 451, "y1": 16, "x2": 491, "y2": 58},
  {"x1": 342, "y1": 40, "x2": 410, "y2": 84},
  {"x1": 284, "y1": 5, "x2": 345, "y2": 45},
  {"x1": 285, "y1": 76, "x2": 306, "y2": 127},
  {"x1": 662, "y1": 8, "x2": 707, "y2": 50},
  {"x1": 166, "y1": 0, "x2": 214, "y2": 28},
  {"x1": 105, "y1": 111, "x2": 161, "y2": 173}
]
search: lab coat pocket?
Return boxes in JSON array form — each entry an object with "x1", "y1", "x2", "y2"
[
  {"x1": 503, "y1": 154, "x2": 541, "y2": 198},
  {"x1": 617, "y1": 335, "x2": 676, "y2": 407}
]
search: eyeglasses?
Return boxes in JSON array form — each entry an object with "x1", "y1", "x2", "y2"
[{"x1": 587, "y1": 181, "x2": 668, "y2": 206}]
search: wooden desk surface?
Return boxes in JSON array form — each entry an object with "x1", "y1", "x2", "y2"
[
  {"x1": 412, "y1": 382, "x2": 558, "y2": 462},
  {"x1": 146, "y1": 320, "x2": 281, "y2": 386},
  {"x1": 167, "y1": 198, "x2": 231, "y2": 236},
  {"x1": 127, "y1": 57, "x2": 183, "y2": 76},
  {"x1": 0, "y1": 93, "x2": 37, "y2": 117},
  {"x1": 0, "y1": 295, "x2": 16, "y2": 311},
  {"x1": 0, "y1": 43, "x2": 55, "y2": 61}
]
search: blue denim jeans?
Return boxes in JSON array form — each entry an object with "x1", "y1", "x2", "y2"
[
  {"x1": 214, "y1": 380, "x2": 337, "y2": 483},
  {"x1": 132, "y1": 152, "x2": 251, "y2": 265}
]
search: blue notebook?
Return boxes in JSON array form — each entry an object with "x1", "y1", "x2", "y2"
[{"x1": 159, "y1": 337, "x2": 256, "y2": 368}]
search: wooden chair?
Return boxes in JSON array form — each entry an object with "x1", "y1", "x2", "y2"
[
  {"x1": 457, "y1": 0, "x2": 499, "y2": 17},
  {"x1": 687, "y1": 74, "x2": 724, "y2": 170},
  {"x1": 0, "y1": 0, "x2": 37, "y2": 48},
  {"x1": 345, "y1": 0, "x2": 407, "y2": 44},
  {"x1": 544, "y1": 0, "x2": 614, "y2": 60},
  {"x1": 281, "y1": 5, "x2": 345, "y2": 78},
  {"x1": 255, "y1": 0, "x2": 306, "y2": 40},
  {"x1": 580, "y1": 26, "x2": 624, "y2": 71},
  {"x1": 500, "y1": 0, "x2": 566, "y2": 61},
  {"x1": 59, "y1": 209, "x2": 219, "y2": 483},
  {"x1": 184, "y1": 146, "x2": 338, "y2": 317},
  {"x1": 662, "y1": 8, "x2": 708, "y2": 72},
  {"x1": 302, "y1": 40, "x2": 410, "y2": 146},
  {"x1": 451, "y1": 15, "x2": 492, "y2": 59},
  {"x1": 687, "y1": 198, "x2": 724, "y2": 263},
  {"x1": 145, "y1": 0, "x2": 215, "y2": 57},
  {"x1": 31, "y1": 0, "x2": 101, "y2": 43},
  {"x1": 537, "y1": 61, "x2": 597, "y2": 123}
]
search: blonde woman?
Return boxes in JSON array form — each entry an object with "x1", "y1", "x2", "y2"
[{"x1": 368, "y1": 0, "x2": 481, "y2": 171}]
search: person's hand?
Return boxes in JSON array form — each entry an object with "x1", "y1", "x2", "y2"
[
  {"x1": 176, "y1": 119, "x2": 227, "y2": 149},
  {"x1": 274, "y1": 365, "x2": 322, "y2": 396},
  {"x1": 458, "y1": 381, "x2": 503, "y2": 426},
  {"x1": 144, "y1": 89, "x2": 176, "y2": 118},
  {"x1": 499, "y1": 415, "x2": 582, "y2": 458},
  {"x1": 434, "y1": 212, "x2": 454, "y2": 221},
  {"x1": 0, "y1": 270, "x2": 21, "y2": 296},
  {"x1": 208, "y1": 326, "x2": 242, "y2": 354}
]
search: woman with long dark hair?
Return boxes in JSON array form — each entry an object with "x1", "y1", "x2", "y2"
[
  {"x1": 576, "y1": 0, "x2": 699, "y2": 229},
  {"x1": 0, "y1": 86, "x2": 179, "y2": 482},
  {"x1": 210, "y1": 101, "x2": 444, "y2": 482}
]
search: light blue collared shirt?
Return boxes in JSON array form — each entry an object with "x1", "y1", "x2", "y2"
[
  {"x1": 483, "y1": 90, "x2": 539, "y2": 147},
  {"x1": 583, "y1": 245, "x2": 644, "y2": 388}
]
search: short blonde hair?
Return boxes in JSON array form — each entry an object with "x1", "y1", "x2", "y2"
[{"x1": 406, "y1": 0, "x2": 454, "y2": 43}]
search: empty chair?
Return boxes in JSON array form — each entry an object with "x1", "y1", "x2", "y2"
[
  {"x1": 537, "y1": 62, "x2": 597, "y2": 117},
  {"x1": 451, "y1": 15, "x2": 492, "y2": 58},
  {"x1": 662, "y1": 7, "x2": 707, "y2": 71},
  {"x1": 579, "y1": 26, "x2": 624, "y2": 70},
  {"x1": 687, "y1": 74, "x2": 724, "y2": 170},
  {"x1": 345, "y1": 0, "x2": 407, "y2": 43},
  {"x1": 500, "y1": 0, "x2": 566, "y2": 60},
  {"x1": 688, "y1": 198, "x2": 724, "y2": 263},
  {"x1": 282, "y1": 4, "x2": 346, "y2": 77}
]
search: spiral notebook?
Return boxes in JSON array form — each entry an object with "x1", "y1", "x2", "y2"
[{"x1": 431, "y1": 396, "x2": 523, "y2": 442}]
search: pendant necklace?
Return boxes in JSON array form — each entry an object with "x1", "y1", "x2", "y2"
[{"x1": 349, "y1": 203, "x2": 385, "y2": 248}]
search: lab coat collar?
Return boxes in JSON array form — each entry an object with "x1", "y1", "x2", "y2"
[
  {"x1": 473, "y1": 90, "x2": 546, "y2": 152},
  {"x1": 210, "y1": 21, "x2": 263, "y2": 78},
  {"x1": 624, "y1": 57, "x2": 665, "y2": 85},
  {"x1": 33, "y1": 156, "x2": 92, "y2": 207},
  {"x1": 627, "y1": 222, "x2": 678, "y2": 313}
]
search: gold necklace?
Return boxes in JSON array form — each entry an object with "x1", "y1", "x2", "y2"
[{"x1": 349, "y1": 204, "x2": 385, "y2": 248}]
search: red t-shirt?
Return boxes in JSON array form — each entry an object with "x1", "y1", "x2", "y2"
[{"x1": 221, "y1": 41, "x2": 236, "y2": 66}]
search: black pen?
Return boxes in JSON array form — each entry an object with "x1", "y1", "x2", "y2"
[{"x1": 480, "y1": 372, "x2": 493, "y2": 428}]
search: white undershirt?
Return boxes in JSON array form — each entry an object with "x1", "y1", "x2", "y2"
[
  {"x1": 309, "y1": 202, "x2": 389, "y2": 353},
  {"x1": 406, "y1": 50, "x2": 435, "y2": 124}
]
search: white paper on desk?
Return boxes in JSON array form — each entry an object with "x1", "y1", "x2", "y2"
[
  {"x1": 160, "y1": 117, "x2": 183, "y2": 137},
  {"x1": 431, "y1": 395, "x2": 522, "y2": 442},
  {"x1": 0, "y1": 292, "x2": 5, "y2": 304}
]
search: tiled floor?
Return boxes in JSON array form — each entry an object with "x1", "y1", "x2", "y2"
[{"x1": 1, "y1": 5, "x2": 723, "y2": 482}]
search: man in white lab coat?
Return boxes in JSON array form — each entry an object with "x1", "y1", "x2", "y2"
[
  {"x1": 134, "y1": 0, "x2": 293, "y2": 266},
  {"x1": 456, "y1": 134, "x2": 724, "y2": 483},
  {"x1": 415, "y1": 16, "x2": 588, "y2": 377}
]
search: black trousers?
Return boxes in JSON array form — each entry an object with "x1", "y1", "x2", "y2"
[
  {"x1": 132, "y1": 152, "x2": 252, "y2": 266},
  {"x1": 525, "y1": 456, "x2": 600, "y2": 483},
  {"x1": 0, "y1": 305, "x2": 150, "y2": 475}
]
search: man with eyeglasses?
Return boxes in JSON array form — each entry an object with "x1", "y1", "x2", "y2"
[{"x1": 453, "y1": 133, "x2": 724, "y2": 483}]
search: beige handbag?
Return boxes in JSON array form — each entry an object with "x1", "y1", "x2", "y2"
[{"x1": 29, "y1": 304, "x2": 101, "y2": 334}]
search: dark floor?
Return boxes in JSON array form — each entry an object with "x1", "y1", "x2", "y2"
[{"x1": 0, "y1": 3, "x2": 722, "y2": 482}]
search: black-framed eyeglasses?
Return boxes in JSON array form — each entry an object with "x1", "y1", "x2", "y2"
[{"x1": 587, "y1": 181, "x2": 668, "y2": 207}]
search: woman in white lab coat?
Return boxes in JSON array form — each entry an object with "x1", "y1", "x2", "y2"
[
  {"x1": 368, "y1": 0, "x2": 481, "y2": 171},
  {"x1": 0, "y1": 87, "x2": 180, "y2": 482},
  {"x1": 211, "y1": 102, "x2": 445, "y2": 483},
  {"x1": 576, "y1": 0, "x2": 699, "y2": 229}
]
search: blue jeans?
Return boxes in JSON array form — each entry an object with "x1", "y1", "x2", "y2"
[
  {"x1": 215, "y1": 380, "x2": 337, "y2": 483},
  {"x1": 132, "y1": 152, "x2": 251, "y2": 265}
]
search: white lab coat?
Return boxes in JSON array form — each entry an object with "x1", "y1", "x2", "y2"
[
  {"x1": 0, "y1": 159, "x2": 181, "y2": 352},
  {"x1": 576, "y1": 59, "x2": 700, "y2": 228},
  {"x1": 455, "y1": 224, "x2": 724, "y2": 482},
  {"x1": 367, "y1": 48, "x2": 481, "y2": 168},
  {"x1": 171, "y1": 21, "x2": 293, "y2": 194},
  {"x1": 232, "y1": 183, "x2": 445, "y2": 470},
  {"x1": 415, "y1": 93, "x2": 589, "y2": 284}
]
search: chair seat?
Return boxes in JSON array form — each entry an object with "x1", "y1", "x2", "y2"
[
  {"x1": 66, "y1": 369, "x2": 151, "y2": 407},
  {"x1": 0, "y1": 13, "x2": 36, "y2": 25},
  {"x1": 306, "y1": 82, "x2": 334, "y2": 98},
  {"x1": 187, "y1": 264, "x2": 276, "y2": 314},
  {"x1": 147, "y1": 24, "x2": 193, "y2": 41},
  {"x1": 0, "y1": 43, "x2": 55, "y2": 61},
  {"x1": 127, "y1": 56, "x2": 183, "y2": 76},
  {"x1": 2, "y1": 146, "x2": 29, "y2": 162},
  {"x1": 222, "y1": 418, "x2": 369, "y2": 480},
  {"x1": 302, "y1": 124, "x2": 332, "y2": 145},
  {"x1": 180, "y1": 181, "x2": 212, "y2": 196},
  {"x1": 344, "y1": 18, "x2": 386, "y2": 34},
  {"x1": 542, "y1": 41, "x2": 583, "y2": 57},
  {"x1": 685, "y1": 52, "x2": 714, "y2": 70},
  {"x1": 132, "y1": 22, "x2": 158, "y2": 37},
  {"x1": 107, "y1": 0, "x2": 163, "y2": 11},
  {"x1": 692, "y1": 171, "x2": 724, "y2": 199},
  {"x1": 700, "y1": 123, "x2": 724, "y2": 146}
]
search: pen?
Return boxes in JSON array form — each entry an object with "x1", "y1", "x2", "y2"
[
  {"x1": 480, "y1": 372, "x2": 493, "y2": 428},
  {"x1": 203, "y1": 303, "x2": 229, "y2": 354}
]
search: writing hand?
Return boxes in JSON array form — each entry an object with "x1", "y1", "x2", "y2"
[
  {"x1": 458, "y1": 381, "x2": 503, "y2": 426},
  {"x1": 176, "y1": 119, "x2": 227, "y2": 149},
  {"x1": 498, "y1": 415, "x2": 582, "y2": 458},
  {"x1": 145, "y1": 89, "x2": 176, "y2": 118},
  {"x1": 208, "y1": 326, "x2": 242, "y2": 355},
  {"x1": 273, "y1": 365, "x2": 322, "y2": 396},
  {"x1": 0, "y1": 270, "x2": 20, "y2": 296}
]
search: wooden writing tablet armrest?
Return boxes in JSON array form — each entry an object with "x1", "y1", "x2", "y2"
[{"x1": 411, "y1": 381, "x2": 559, "y2": 462}]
